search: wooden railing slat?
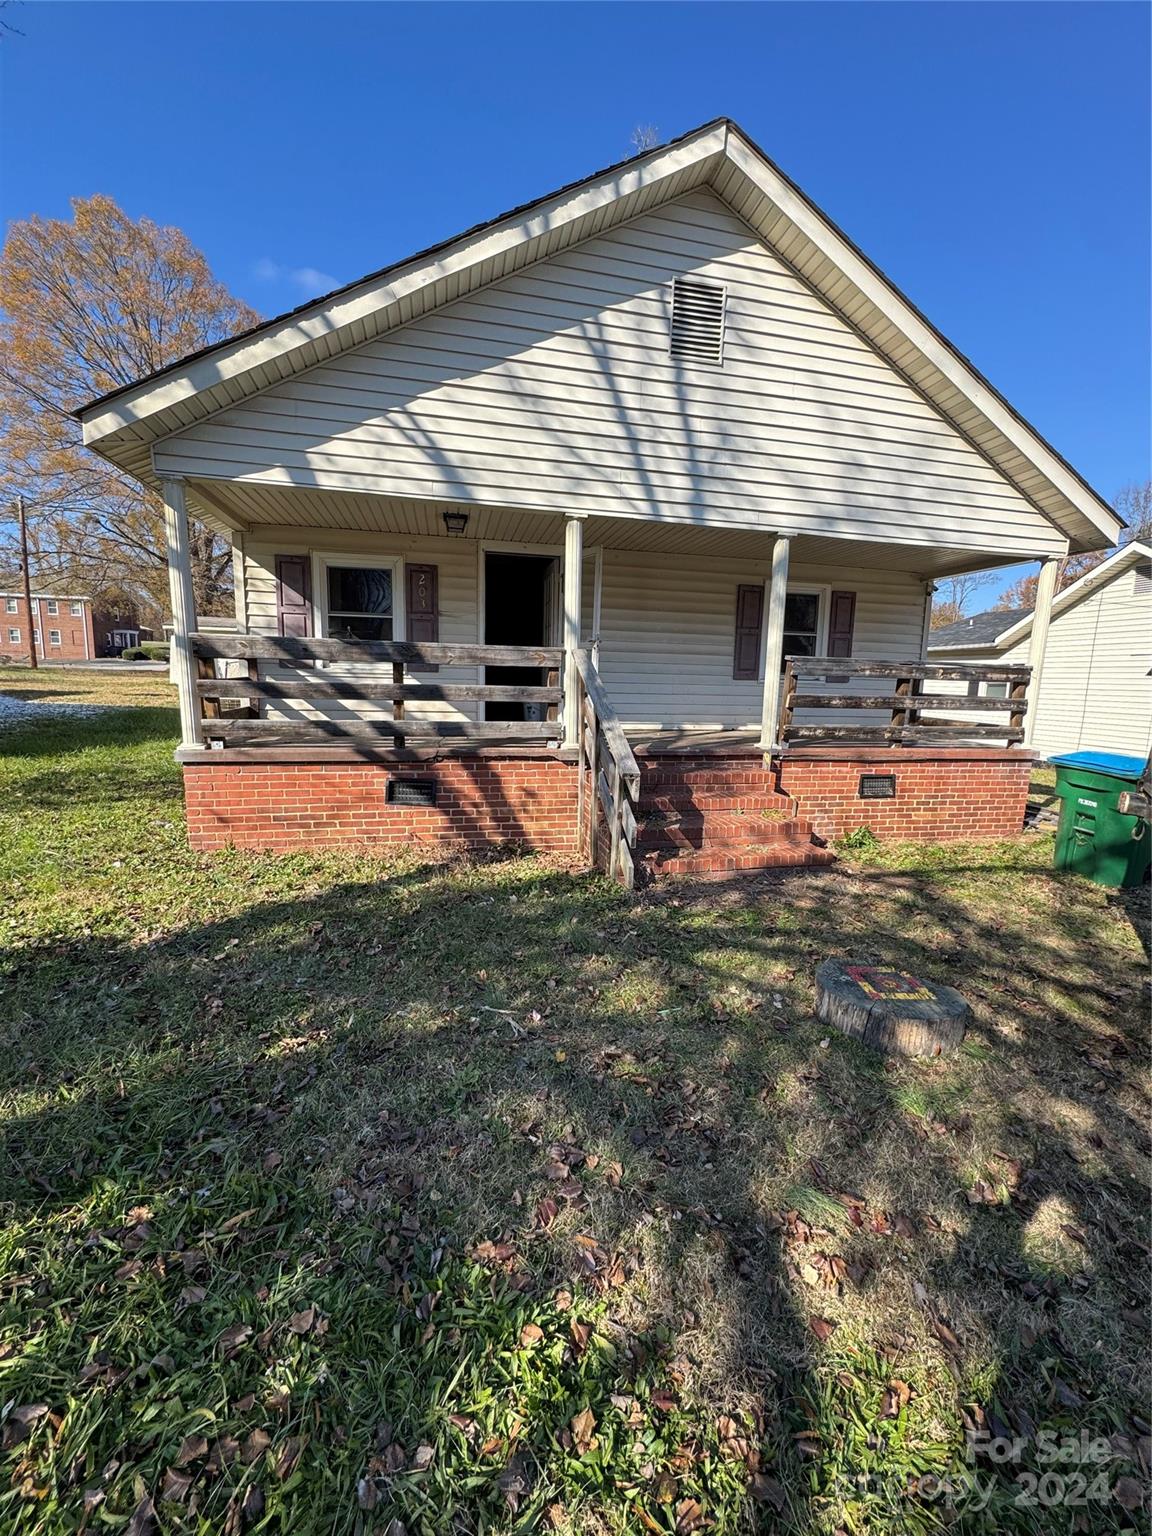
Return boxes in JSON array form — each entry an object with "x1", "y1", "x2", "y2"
[
  {"x1": 789, "y1": 692, "x2": 1029, "y2": 713},
  {"x1": 202, "y1": 719, "x2": 558, "y2": 744},
  {"x1": 197, "y1": 678, "x2": 562, "y2": 705},
  {"x1": 190, "y1": 634, "x2": 562, "y2": 667},
  {"x1": 784, "y1": 656, "x2": 1032, "y2": 683}
]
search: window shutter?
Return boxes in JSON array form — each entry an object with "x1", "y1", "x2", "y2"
[
  {"x1": 828, "y1": 590, "x2": 856, "y2": 657},
  {"x1": 275, "y1": 555, "x2": 311, "y2": 637},
  {"x1": 732, "y1": 583, "x2": 764, "y2": 680},
  {"x1": 406, "y1": 563, "x2": 439, "y2": 673}
]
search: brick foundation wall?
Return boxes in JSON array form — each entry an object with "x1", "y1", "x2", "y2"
[
  {"x1": 777, "y1": 749, "x2": 1033, "y2": 842},
  {"x1": 183, "y1": 756, "x2": 579, "y2": 853}
]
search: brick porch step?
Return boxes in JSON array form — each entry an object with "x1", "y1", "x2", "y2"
[
  {"x1": 637, "y1": 812, "x2": 815, "y2": 851},
  {"x1": 639, "y1": 838, "x2": 837, "y2": 881},
  {"x1": 640, "y1": 789, "x2": 794, "y2": 815}
]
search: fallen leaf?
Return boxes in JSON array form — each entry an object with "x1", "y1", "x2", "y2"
[
  {"x1": 570, "y1": 1407, "x2": 597, "y2": 1455},
  {"x1": 535, "y1": 1197, "x2": 559, "y2": 1229},
  {"x1": 412, "y1": 1443, "x2": 435, "y2": 1470},
  {"x1": 160, "y1": 1467, "x2": 193, "y2": 1503},
  {"x1": 808, "y1": 1315, "x2": 837, "y2": 1342},
  {"x1": 675, "y1": 1496, "x2": 706, "y2": 1533},
  {"x1": 288, "y1": 1307, "x2": 316, "y2": 1334},
  {"x1": 880, "y1": 1379, "x2": 912, "y2": 1419},
  {"x1": 569, "y1": 1319, "x2": 592, "y2": 1357},
  {"x1": 749, "y1": 1472, "x2": 786, "y2": 1509},
  {"x1": 125, "y1": 1494, "x2": 157, "y2": 1536},
  {"x1": 520, "y1": 1323, "x2": 544, "y2": 1346},
  {"x1": 220, "y1": 1208, "x2": 256, "y2": 1233},
  {"x1": 216, "y1": 1323, "x2": 253, "y2": 1358},
  {"x1": 273, "y1": 1435, "x2": 307, "y2": 1479},
  {"x1": 1114, "y1": 1476, "x2": 1144, "y2": 1512},
  {"x1": 242, "y1": 1428, "x2": 271, "y2": 1464},
  {"x1": 174, "y1": 1434, "x2": 208, "y2": 1467}
]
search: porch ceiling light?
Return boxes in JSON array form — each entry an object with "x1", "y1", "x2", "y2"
[{"x1": 442, "y1": 509, "x2": 470, "y2": 537}]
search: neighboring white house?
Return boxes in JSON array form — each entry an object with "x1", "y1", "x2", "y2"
[{"x1": 928, "y1": 543, "x2": 1152, "y2": 760}]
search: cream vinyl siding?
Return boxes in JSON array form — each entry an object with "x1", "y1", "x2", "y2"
[
  {"x1": 596, "y1": 554, "x2": 924, "y2": 730},
  {"x1": 929, "y1": 562, "x2": 1152, "y2": 759},
  {"x1": 156, "y1": 192, "x2": 1062, "y2": 559},
  {"x1": 239, "y1": 534, "x2": 926, "y2": 733},
  {"x1": 1008, "y1": 563, "x2": 1152, "y2": 758}
]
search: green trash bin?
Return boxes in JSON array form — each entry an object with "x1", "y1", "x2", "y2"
[{"x1": 1051, "y1": 752, "x2": 1151, "y2": 889}]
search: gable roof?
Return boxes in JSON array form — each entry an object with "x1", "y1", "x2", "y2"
[
  {"x1": 929, "y1": 541, "x2": 1152, "y2": 652},
  {"x1": 930, "y1": 606, "x2": 1031, "y2": 650},
  {"x1": 76, "y1": 118, "x2": 1123, "y2": 555}
]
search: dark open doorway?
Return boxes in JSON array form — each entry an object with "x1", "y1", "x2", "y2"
[{"x1": 483, "y1": 552, "x2": 560, "y2": 721}]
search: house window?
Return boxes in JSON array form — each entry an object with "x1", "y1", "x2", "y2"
[
  {"x1": 32, "y1": 629, "x2": 40, "y2": 648},
  {"x1": 4, "y1": 598, "x2": 16, "y2": 614},
  {"x1": 7, "y1": 628, "x2": 19, "y2": 644},
  {"x1": 781, "y1": 591, "x2": 822, "y2": 668},
  {"x1": 49, "y1": 629, "x2": 61, "y2": 647},
  {"x1": 70, "y1": 601, "x2": 83, "y2": 617},
  {"x1": 46, "y1": 600, "x2": 58, "y2": 616},
  {"x1": 983, "y1": 681, "x2": 1009, "y2": 699},
  {"x1": 322, "y1": 561, "x2": 398, "y2": 641}
]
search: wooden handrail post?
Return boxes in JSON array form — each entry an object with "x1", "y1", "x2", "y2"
[
  {"x1": 392, "y1": 660, "x2": 405, "y2": 749},
  {"x1": 777, "y1": 659, "x2": 797, "y2": 745}
]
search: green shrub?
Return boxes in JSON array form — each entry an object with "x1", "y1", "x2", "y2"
[
  {"x1": 120, "y1": 646, "x2": 148, "y2": 661},
  {"x1": 140, "y1": 641, "x2": 170, "y2": 661}
]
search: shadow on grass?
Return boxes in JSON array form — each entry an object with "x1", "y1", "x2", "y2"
[{"x1": 0, "y1": 847, "x2": 1147, "y2": 1533}]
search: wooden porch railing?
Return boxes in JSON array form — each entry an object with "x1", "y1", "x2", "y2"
[
  {"x1": 572, "y1": 647, "x2": 640, "y2": 888},
  {"x1": 190, "y1": 633, "x2": 564, "y2": 747},
  {"x1": 777, "y1": 657, "x2": 1032, "y2": 747}
]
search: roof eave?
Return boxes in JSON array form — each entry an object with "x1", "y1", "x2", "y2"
[{"x1": 77, "y1": 116, "x2": 1123, "y2": 555}]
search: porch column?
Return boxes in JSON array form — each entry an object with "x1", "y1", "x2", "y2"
[
  {"x1": 1023, "y1": 555, "x2": 1060, "y2": 748},
  {"x1": 562, "y1": 514, "x2": 586, "y2": 748},
  {"x1": 759, "y1": 535, "x2": 792, "y2": 749},
  {"x1": 161, "y1": 474, "x2": 202, "y2": 750}
]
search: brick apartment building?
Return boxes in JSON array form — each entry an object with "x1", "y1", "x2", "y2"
[{"x1": 0, "y1": 592, "x2": 96, "y2": 663}]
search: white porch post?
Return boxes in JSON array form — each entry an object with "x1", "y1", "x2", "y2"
[
  {"x1": 1024, "y1": 555, "x2": 1060, "y2": 747},
  {"x1": 759, "y1": 535, "x2": 792, "y2": 749},
  {"x1": 562, "y1": 513, "x2": 586, "y2": 747},
  {"x1": 161, "y1": 474, "x2": 203, "y2": 750}
]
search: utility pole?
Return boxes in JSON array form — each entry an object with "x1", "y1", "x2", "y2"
[{"x1": 17, "y1": 494, "x2": 37, "y2": 669}]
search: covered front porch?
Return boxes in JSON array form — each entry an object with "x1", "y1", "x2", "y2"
[{"x1": 163, "y1": 476, "x2": 1053, "y2": 885}]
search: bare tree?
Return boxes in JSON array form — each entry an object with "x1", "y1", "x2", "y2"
[
  {"x1": 630, "y1": 124, "x2": 661, "y2": 154},
  {"x1": 930, "y1": 571, "x2": 986, "y2": 629}
]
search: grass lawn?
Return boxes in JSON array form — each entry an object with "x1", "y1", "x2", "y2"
[{"x1": 1, "y1": 668, "x2": 1148, "y2": 1535}]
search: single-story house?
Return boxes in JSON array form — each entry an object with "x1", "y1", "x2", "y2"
[
  {"x1": 75, "y1": 119, "x2": 1122, "y2": 883},
  {"x1": 1, "y1": 591, "x2": 94, "y2": 663},
  {"x1": 928, "y1": 542, "x2": 1152, "y2": 761}
]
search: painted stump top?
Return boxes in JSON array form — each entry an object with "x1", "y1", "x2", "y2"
[{"x1": 815, "y1": 959, "x2": 970, "y2": 1057}]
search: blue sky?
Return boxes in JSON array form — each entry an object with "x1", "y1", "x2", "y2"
[{"x1": 3, "y1": 1, "x2": 1148, "y2": 605}]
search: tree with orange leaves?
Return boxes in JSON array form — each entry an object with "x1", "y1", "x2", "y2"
[
  {"x1": 0, "y1": 195, "x2": 259, "y2": 616},
  {"x1": 993, "y1": 480, "x2": 1151, "y2": 609}
]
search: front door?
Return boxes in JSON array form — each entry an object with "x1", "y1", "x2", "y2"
[{"x1": 483, "y1": 552, "x2": 560, "y2": 721}]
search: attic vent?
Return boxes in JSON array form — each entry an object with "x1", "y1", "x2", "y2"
[{"x1": 669, "y1": 278, "x2": 726, "y2": 365}]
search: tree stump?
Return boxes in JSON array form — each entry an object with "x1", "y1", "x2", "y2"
[{"x1": 815, "y1": 959, "x2": 969, "y2": 1057}]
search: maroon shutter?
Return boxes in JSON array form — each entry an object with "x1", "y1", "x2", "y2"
[
  {"x1": 827, "y1": 590, "x2": 856, "y2": 657},
  {"x1": 406, "y1": 563, "x2": 439, "y2": 673},
  {"x1": 275, "y1": 555, "x2": 312, "y2": 637},
  {"x1": 732, "y1": 583, "x2": 764, "y2": 680}
]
